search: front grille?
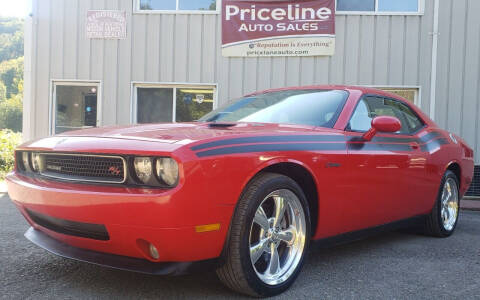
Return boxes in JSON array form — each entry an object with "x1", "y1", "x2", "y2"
[
  {"x1": 466, "y1": 165, "x2": 480, "y2": 197},
  {"x1": 26, "y1": 208, "x2": 110, "y2": 241},
  {"x1": 40, "y1": 153, "x2": 126, "y2": 184}
]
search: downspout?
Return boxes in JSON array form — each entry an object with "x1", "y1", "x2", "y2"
[
  {"x1": 429, "y1": 0, "x2": 440, "y2": 120},
  {"x1": 23, "y1": 0, "x2": 35, "y2": 141}
]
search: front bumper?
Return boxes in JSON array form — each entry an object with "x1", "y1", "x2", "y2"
[
  {"x1": 7, "y1": 172, "x2": 234, "y2": 263},
  {"x1": 25, "y1": 227, "x2": 219, "y2": 275}
]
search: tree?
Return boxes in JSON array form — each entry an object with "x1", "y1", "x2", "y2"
[
  {"x1": 0, "y1": 17, "x2": 23, "y2": 35},
  {"x1": 0, "y1": 56, "x2": 23, "y2": 98},
  {"x1": 0, "y1": 94, "x2": 22, "y2": 132},
  {"x1": 0, "y1": 81, "x2": 6, "y2": 102},
  {"x1": 0, "y1": 17, "x2": 24, "y2": 132}
]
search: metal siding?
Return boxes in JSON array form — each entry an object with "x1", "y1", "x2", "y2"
[
  {"x1": 77, "y1": 0, "x2": 92, "y2": 80},
  {"x1": 344, "y1": 16, "x2": 360, "y2": 85},
  {"x1": 271, "y1": 57, "x2": 286, "y2": 88},
  {"x1": 34, "y1": 0, "x2": 51, "y2": 137},
  {"x1": 102, "y1": 0, "x2": 120, "y2": 126},
  {"x1": 28, "y1": 0, "x2": 480, "y2": 163},
  {"x1": 330, "y1": 16, "x2": 346, "y2": 84},
  {"x1": 403, "y1": 16, "x2": 420, "y2": 86},
  {"x1": 63, "y1": 0, "x2": 78, "y2": 79},
  {"x1": 435, "y1": 0, "x2": 480, "y2": 162},
  {"x1": 389, "y1": 17, "x2": 406, "y2": 85},
  {"x1": 373, "y1": 16, "x2": 390, "y2": 85},
  {"x1": 145, "y1": 14, "x2": 161, "y2": 82},
  {"x1": 357, "y1": 16, "x2": 375, "y2": 85},
  {"x1": 159, "y1": 15, "x2": 175, "y2": 82},
  {"x1": 116, "y1": 0, "x2": 133, "y2": 125},
  {"x1": 417, "y1": 0, "x2": 434, "y2": 113}
]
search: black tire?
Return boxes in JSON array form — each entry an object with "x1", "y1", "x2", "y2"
[
  {"x1": 424, "y1": 170, "x2": 460, "y2": 237},
  {"x1": 216, "y1": 172, "x2": 311, "y2": 297}
]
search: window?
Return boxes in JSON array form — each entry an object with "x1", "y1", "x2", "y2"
[
  {"x1": 200, "y1": 90, "x2": 349, "y2": 128},
  {"x1": 336, "y1": 0, "x2": 422, "y2": 14},
  {"x1": 134, "y1": 84, "x2": 216, "y2": 124},
  {"x1": 337, "y1": 0, "x2": 375, "y2": 12},
  {"x1": 348, "y1": 96, "x2": 424, "y2": 134},
  {"x1": 52, "y1": 82, "x2": 100, "y2": 134},
  {"x1": 377, "y1": 88, "x2": 418, "y2": 104},
  {"x1": 137, "y1": 0, "x2": 217, "y2": 13}
]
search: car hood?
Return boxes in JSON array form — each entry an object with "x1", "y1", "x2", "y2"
[
  {"x1": 57, "y1": 122, "x2": 336, "y2": 142},
  {"x1": 18, "y1": 122, "x2": 342, "y2": 154}
]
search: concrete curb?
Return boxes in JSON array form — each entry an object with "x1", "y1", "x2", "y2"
[{"x1": 461, "y1": 199, "x2": 480, "y2": 211}]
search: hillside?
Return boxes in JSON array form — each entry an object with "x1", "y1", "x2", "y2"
[{"x1": 0, "y1": 17, "x2": 24, "y2": 132}]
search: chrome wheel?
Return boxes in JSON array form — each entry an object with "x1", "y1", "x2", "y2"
[
  {"x1": 441, "y1": 178, "x2": 459, "y2": 231},
  {"x1": 249, "y1": 189, "x2": 306, "y2": 286}
]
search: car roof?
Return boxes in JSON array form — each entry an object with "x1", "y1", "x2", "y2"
[{"x1": 246, "y1": 85, "x2": 410, "y2": 104}]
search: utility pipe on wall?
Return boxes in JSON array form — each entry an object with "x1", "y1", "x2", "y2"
[{"x1": 429, "y1": 0, "x2": 440, "y2": 120}]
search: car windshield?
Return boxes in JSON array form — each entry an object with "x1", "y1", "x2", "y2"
[{"x1": 199, "y1": 89, "x2": 349, "y2": 128}]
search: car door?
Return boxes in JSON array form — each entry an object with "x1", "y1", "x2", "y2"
[{"x1": 342, "y1": 95, "x2": 428, "y2": 231}]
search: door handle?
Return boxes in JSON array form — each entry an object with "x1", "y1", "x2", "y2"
[{"x1": 410, "y1": 142, "x2": 420, "y2": 150}]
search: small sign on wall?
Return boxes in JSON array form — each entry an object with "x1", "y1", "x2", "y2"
[{"x1": 86, "y1": 10, "x2": 127, "y2": 39}]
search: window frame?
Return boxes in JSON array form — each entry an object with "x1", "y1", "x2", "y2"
[
  {"x1": 364, "y1": 85, "x2": 421, "y2": 107},
  {"x1": 50, "y1": 80, "x2": 102, "y2": 135},
  {"x1": 134, "y1": 0, "x2": 220, "y2": 15},
  {"x1": 345, "y1": 94, "x2": 426, "y2": 136},
  {"x1": 131, "y1": 82, "x2": 218, "y2": 124},
  {"x1": 335, "y1": 0, "x2": 425, "y2": 16}
]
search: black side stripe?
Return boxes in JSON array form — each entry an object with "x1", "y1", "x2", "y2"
[
  {"x1": 420, "y1": 138, "x2": 449, "y2": 152},
  {"x1": 196, "y1": 143, "x2": 347, "y2": 158},
  {"x1": 192, "y1": 131, "x2": 448, "y2": 157},
  {"x1": 358, "y1": 131, "x2": 443, "y2": 144},
  {"x1": 192, "y1": 131, "x2": 443, "y2": 152},
  {"x1": 348, "y1": 143, "x2": 413, "y2": 152},
  {"x1": 191, "y1": 135, "x2": 346, "y2": 151},
  {"x1": 370, "y1": 136, "x2": 418, "y2": 143}
]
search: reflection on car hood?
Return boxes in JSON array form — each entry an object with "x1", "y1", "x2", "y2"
[
  {"x1": 56, "y1": 122, "x2": 340, "y2": 143},
  {"x1": 18, "y1": 122, "x2": 342, "y2": 154}
]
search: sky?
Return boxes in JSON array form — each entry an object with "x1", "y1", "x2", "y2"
[{"x1": 0, "y1": 0, "x2": 29, "y2": 18}]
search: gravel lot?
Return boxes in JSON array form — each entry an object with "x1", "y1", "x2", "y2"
[{"x1": 1, "y1": 193, "x2": 480, "y2": 299}]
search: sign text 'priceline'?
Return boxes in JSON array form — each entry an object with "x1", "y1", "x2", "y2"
[{"x1": 225, "y1": 4, "x2": 333, "y2": 22}]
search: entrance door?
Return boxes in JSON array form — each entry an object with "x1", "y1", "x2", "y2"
[{"x1": 53, "y1": 82, "x2": 100, "y2": 134}]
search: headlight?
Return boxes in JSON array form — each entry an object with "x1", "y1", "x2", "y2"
[
  {"x1": 134, "y1": 157, "x2": 153, "y2": 184},
  {"x1": 32, "y1": 153, "x2": 41, "y2": 172},
  {"x1": 21, "y1": 152, "x2": 30, "y2": 170},
  {"x1": 156, "y1": 158, "x2": 179, "y2": 186}
]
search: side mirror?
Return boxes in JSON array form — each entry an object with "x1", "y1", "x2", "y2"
[{"x1": 362, "y1": 116, "x2": 402, "y2": 141}]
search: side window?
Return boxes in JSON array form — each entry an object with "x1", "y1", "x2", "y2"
[
  {"x1": 384, "y1": 99, "x2": 424, "y2": 133},
  {"x1": 348, "y1": 96, "x2": 424, "y2": 134},
  {"x1": 348, "y1": 98, "x2": 373, "y2": 132}
]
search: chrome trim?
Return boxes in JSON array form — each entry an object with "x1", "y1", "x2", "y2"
[
  {"x1": 441, "y1": 178, "x2": 459, "y2": 231},
  {"x1": 449, "y1": 133, "x2": 458, "y2": 144},
  {"x1": 249, "y1": 189, "x2": 306, "y2": 286},
  {"x1": 38, "y1": 153, "x2": 128, "y2": 184}
]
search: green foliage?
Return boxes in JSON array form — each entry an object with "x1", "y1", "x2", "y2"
[
  {"x1": 0, "y1": 17, "x2": 24, "y2": 63},
  {"x1": 0, "y1": 95, "x2": 22, "y2": 132},
  {"x1": 0, "y1": 17, "x2": 23, "y2": 133},
  {"x1": 0, "y1": 17, "x2": 23, "y2": 35},
  {"x1": 0, "y1": 57, "x2": 23, "y2": 98},
  {"x1": 0, "y1": 81, "x2": 5, "y2": 101},
  {"x1": 0, "y1": 129, "x2": 22, "y2": 179}
]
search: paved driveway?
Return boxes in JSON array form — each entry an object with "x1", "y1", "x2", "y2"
[{"x1": 1, "y1": 193, "x2": 479, "y2": 299}]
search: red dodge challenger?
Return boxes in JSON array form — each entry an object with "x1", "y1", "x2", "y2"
[{"x1": 7, "y1": 86, "x2": 474, "y2": 297}]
